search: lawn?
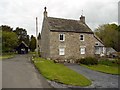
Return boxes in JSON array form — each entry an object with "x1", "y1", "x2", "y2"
[
  {"x1": 0, "y1": 55, "x2": 14, "y2": 60},
  {"x1": 81, "y1": 64, "x2": 119, "y2": 75},
  {"x1": 33, "y1": 57, "x2": 91, "y2": 86}
]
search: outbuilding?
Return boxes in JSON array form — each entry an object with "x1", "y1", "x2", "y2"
[{"x1": 16, "y1": 41, "x2": 28, "y2": 54}]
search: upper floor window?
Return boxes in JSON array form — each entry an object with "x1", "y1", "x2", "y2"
[
  {"x1": 59, "y1": 34, "x2": 65, "y2": 41},
  {"x1": 95, "y1": 42, "x2": 99, "y2": 46},
  {"x1": 80, "y1": 34, "x2": 84, "y2": 41}
]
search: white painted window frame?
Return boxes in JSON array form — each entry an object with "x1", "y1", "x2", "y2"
[
  {"x1": 59, "y1": 34, "x2": 65, "y2": 41},
  {"x1": 95, "y1": 42, "x2": 99, "y2": 46},
  {"x1": 95, "y1": 47, "x2": 100, "y2": 54},
  {"x1": 59, "y1": 47, "x2": 65, "y2": 55},
  {"x1": 80, "y1": 34, "x2": 84, "y2": 41},
  {"x1": 80, "y1": 46, "x2": 86, "y2": 54}
]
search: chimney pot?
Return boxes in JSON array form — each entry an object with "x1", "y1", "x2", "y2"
[
  {"x1": 80, "y1": 15, "x2": 85, "y2": 23},
  {"x1": 44, "y1": 7, "x2": 47, "y2": 18}
]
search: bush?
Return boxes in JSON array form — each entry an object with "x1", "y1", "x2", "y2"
[
  {"x1": 99, "y1": 59, "x2": 120, "y2": 66},
  {"x1": 75, "y1": 59, "x2": 81, "y2": 64},
  {"x1": 80, "y1": 57, "x2": 98, "y2": 65}
]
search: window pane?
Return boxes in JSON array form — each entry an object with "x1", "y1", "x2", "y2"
[
  {"x1": 59, "y1": 34, "x2": 65, "y2": 41},
  {"x1": 80, "y1": 37, "x2": 83, "y2": 40},
  {"x1": 95, "y1": 42, "x2": 99, "y2": 46},
  {"x1": 95, "y1": 47, "x2": 100, "y2": 54},
  {"x1": 59, "y1": 48, "x2": 65, "y2": 55},
  {"x1": 60, "y1": 35, "x2": 63, "y2": 40},
  {"x1": 80, "y1": 47, "x2": 85, "y2": 54},
  {"x1": 80, "y1": 35, "x2": 84, "y2": 41},
  {"x1": 80, "y1": 35, "x2": 83, "y2": 37}
]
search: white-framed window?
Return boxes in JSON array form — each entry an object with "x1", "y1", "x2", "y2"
[
  {"x1": 80, "y1": 46, "x2": 86, "y2": 54},
  {"x1": 95, "y1": 47, "x2": 100, "y2": 54},
  {"x1": 59, "y1": 34, "x2": 65, "y2": 41},
  {"x1": 59, "y1": 47, "x2": 65, "y2": 55},
  {"x1": 80, "y1": 34, "x2": 84, "y2": 41},
  {"x1": 95, "y1": 42, "x2": 99, "y2": 46}
]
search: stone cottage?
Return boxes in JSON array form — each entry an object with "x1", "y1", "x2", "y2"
[{"x1": 40, "y1": 7, "x2": 106, "y2": 60}]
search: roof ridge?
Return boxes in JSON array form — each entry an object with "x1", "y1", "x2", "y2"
[{"x1": 48, "y1": 16, "x2": 79, "y2": 21}]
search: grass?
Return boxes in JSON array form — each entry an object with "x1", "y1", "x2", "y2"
[
  {"x1": 0, "y1": 52, "x2": 15, "y2": 60},
  {"x1": 81, "y1": 60, "x2": 119, "y2": 75},
  {"x1": 33, "y1": 57, "x2": 91, "y2": 86},
  {"x1": 29, "y1": 51, "x2": 36, "y2": 54},
  {"x1": 79, "y1": 58, "x2": 119, "y2": 75},
  {"x1": 98, "y1": 59, "x2": 119, "y2": 66},
  {"x1": 0, "y1": 54, "x2": 14, "y2": 60}
]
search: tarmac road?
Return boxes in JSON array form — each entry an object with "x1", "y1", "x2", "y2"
[
  {"x1": 2, "y1": 54, "x2": 52, "y2": 88},
  {"x1": 65, "y1": 63, "x2": 119, "y2": 88}
]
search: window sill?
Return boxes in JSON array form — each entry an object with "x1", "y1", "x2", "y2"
[
  {"x1": 60, "y1": 40, "x2": 65, "y2": 42},
  {"x1": 80, "y1": 40, "x2": 84, "y2": 41}
]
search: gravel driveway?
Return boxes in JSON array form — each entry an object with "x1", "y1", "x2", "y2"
[
  {"x1": 65, "y1": 63, "x2": 119, "y2": 88},
  {"x1": 2, "y1": 54, "x2": 52, "y2": 88}
]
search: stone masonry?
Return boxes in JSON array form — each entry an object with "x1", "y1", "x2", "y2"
[
  {"x1": 40, "y1": 7, "x2": 104, "y2": 61},
  {"x1": 49, "y1": 31, "x2": 101, "y2": 60}
]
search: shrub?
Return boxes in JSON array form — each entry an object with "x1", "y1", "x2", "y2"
[
  {"x1": 53, "y1": 57, "x2": 65, "y2": 63},
  {"x1": 38, "y1": 51, "x2": 41, "y2": 57},
  {"x1": 80, "y1": 57, "x2": 98, "y2": 65},
  {"x1": 116, "y1": 59, "x2": 120, "y2": 64},
  {"x1": 99, "y1": 59, "x2": 120, "y2": 66},
  {"x1": 75, "y1": 59, "x2": 81, "y2": 64},
  {"x1": 67, "y1": 56, "x2": 76, "y2": 63}
]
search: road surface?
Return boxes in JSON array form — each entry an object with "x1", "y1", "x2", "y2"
[
  {"x1": 65, "y1": 63, "x2": 119, "y2": 88},
  {"x1": 2, "y1": 54, "x2": 52, "y2": 88}
]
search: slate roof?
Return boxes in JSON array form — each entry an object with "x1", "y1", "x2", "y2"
[
  {"x1": 94, "y1": 34, "x2": 104, "y2": 45},
  {"x1": 21, "y1": 41, "x2": 28, "y2": 47},
  {"x1": 47, "y1": 17, "x2": 93, "y2": 33}
]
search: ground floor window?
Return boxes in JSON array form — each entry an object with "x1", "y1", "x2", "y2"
[
  {"x1": 59, "y1": 47, "x2": 65, "y2": 55},
  {"x1": 95, "y1": 46, "x2": 105, "y2": 55},
  {"x1": 80, "y1": 46, "x2": 86, "y2": 54},
  {"x1": 95, "y1": 47, "x2": 100, "y2": 54}
]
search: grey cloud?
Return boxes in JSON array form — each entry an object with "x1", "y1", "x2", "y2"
[{"x1": 0, "y1": 0, "x2": 119, "y2": 36}]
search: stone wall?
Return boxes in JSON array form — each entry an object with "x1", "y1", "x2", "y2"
[
  {"x1": 40, "y1": 18, "x2": 50, "y2": 58},
  {"x1": 49, "y1": 31, "x2": 101, "y2": 60}
]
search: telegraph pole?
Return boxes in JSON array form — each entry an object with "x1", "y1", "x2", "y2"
[
  {"x1": 82, "y1": 10, "x2": 84, "y2": 16},
  {"x1": 118, "y1": 1, "x2": 120, "y2": 25},
  {"x1": 36, "y1": 17, "x2": 38, "y2": 56}
]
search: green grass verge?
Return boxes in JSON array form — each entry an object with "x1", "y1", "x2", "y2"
[
  {"x1": 81, "y1": 64, "x2": 119, "y2": 75},
  {"x1": 33, "y1": 57, "x2": 91, "y2": 86},
  {"x1": 99, "y1": 59, "x2": 119, "y2": 66},
  {"x1": 0, "y1": 55, "x2": 14, "y2": 60},
  {"x1": 29, "y1": 51, "x2": 36, "y2": 54}
]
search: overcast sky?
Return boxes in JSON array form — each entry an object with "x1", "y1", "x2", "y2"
[{"x1": 0, "y1": 0, "x2": 119, "y2": 36}]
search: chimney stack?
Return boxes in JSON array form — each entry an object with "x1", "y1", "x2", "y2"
[
  {"x1": 44, "y1": 7, "x2": 47, "y2": 18},
  {"x1": 80, "y1": 15, "x2": 85, "y2": 24}
]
